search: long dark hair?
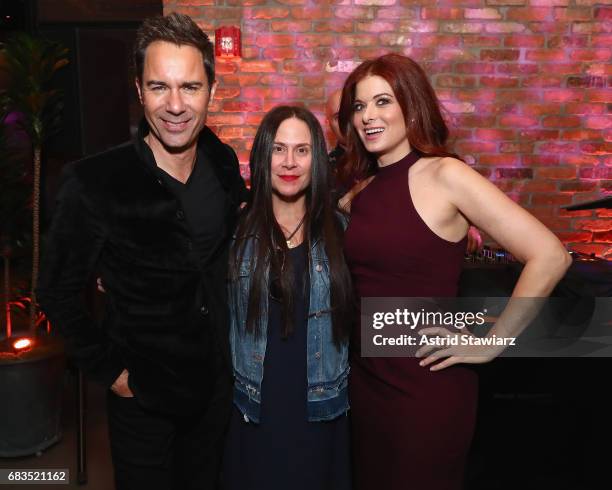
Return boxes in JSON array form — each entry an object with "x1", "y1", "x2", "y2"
[
  {"x1": 337, "y1": 53, "x2": 459, "y2": 186},
  {"x1": 231, "y1": 105, "x2": 352, "y2": 346}
]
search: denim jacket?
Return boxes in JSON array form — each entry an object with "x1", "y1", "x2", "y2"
[{"x1": 228, "y1": 233, "x2": 349, "y2": 423}]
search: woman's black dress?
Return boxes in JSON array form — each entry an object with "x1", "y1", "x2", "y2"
[{"x1": 222, "y1": 242, "x2": 350, "y2": 490}]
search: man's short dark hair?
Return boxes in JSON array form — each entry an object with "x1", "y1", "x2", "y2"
[{"x1": 134, "y1": 12, "x2": 215, "y2": 88}]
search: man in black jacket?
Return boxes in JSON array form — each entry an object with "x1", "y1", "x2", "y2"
[
  {"x1": 37, "y1": 13, "x2": 247, "y2": 490},
  {"x1": 325, "y1": 89, "x2": 349, "y2": 201},
  {"x1": 325, "y1": 88, "x2": 346, "y2": 174}
]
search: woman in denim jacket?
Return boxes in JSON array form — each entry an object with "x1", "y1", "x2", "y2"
[{"x1": 223, "y1": 106, "x2": 353, "y2": 490}]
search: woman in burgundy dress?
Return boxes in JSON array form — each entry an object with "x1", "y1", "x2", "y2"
[{"x1": 337, "y1": 54, "x2": 571, "y2": 490}]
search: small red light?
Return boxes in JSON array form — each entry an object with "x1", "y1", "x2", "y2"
[{"x1": 13, "y1": 338, "x2": 32, "y2": 350}]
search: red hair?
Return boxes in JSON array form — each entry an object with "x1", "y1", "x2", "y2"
[{"x1": 337, "y1": 53, "x2": 458, "y2": 185}]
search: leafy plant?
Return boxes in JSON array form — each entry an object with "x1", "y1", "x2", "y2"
[
  {"x1": 0, "y1": 107, "x2": 30, "y2": 338},
  {"x1": 1, "y1": 33, "x2": 69, "y2": 332}
]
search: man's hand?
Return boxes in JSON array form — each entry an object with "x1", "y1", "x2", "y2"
[{"x1": 111, "y1": 369, "x2": 134, "y2": 398}]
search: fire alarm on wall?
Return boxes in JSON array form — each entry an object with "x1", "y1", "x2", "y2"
[{"x1": 214, "y1": 26, "x2": 241, "y2": 58}]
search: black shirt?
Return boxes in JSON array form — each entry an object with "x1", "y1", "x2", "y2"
[
  {"x1": 329, "y1": 145, "x2": 349, "y2": 200},
  {"x1": 159, "y1": 149, "x2": 228, "y2": 265},
  {"x1": 328, "y1": 144, "x2": 346, "y2": 173}
]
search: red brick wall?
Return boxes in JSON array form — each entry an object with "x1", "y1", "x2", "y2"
[{"x1": 164, "y1": 0, "x2": 611, "y2": 258}]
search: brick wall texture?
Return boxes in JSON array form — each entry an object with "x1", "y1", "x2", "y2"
[{"x1": 163, "y1": 0, "x2": 611, "y2": 258}]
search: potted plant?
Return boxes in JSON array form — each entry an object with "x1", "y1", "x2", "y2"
[
  {"x1": 1, "y1": 32, "x2": 68, "y2": 331},
  {"x1": 0, "y1": 109, "x2": 30, "y2": 339},
  {"x1": 0, "y1": 32, "x2": 68, "y2": 457}
]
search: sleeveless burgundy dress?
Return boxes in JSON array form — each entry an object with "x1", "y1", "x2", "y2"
[{"x1": 344, "y1": 150, "x2": 478, "y2": 490}]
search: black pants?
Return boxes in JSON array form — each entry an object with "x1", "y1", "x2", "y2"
[{"x1": 107, "y1": 376, "x2": 232, "y2": 490}]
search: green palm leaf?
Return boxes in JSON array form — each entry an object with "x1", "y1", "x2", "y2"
[{"x1": 1, "y1": 33, "x2": 69, "y2": 332}]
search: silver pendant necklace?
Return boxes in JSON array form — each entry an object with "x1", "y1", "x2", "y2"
[{"x1": 284, "y1": 215, "x2": 305, "y2": 248}]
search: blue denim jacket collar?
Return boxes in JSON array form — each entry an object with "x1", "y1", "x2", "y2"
[{"x1": 229, "y1": 233, "x2": 349, "y2": 423}]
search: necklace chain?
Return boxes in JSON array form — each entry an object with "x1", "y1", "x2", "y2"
[{"x1": 283, "y1": 215, "x2": 305, "y2": 248}]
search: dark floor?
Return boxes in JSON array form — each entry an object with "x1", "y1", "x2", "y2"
[
  {"x1": 0, "y1": 359, "x2": 607, "y2": 489},
  {"x1": 0, "y1": 372, "x2": 113, "y2": 490}
]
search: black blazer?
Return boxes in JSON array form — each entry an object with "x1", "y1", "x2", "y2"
[{"x1": 38, "y1": 124, "x2": 248, "y2": 416}]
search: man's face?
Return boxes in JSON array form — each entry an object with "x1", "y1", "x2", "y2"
[
  {"x1": 325, "y1": 90, "x2": 344, "y2": 146},
  {"x1": 136, "y1": 41, "x2": 216, "y2": 154}
]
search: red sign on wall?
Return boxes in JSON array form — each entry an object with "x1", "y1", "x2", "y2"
[{"x1": 215, "y1": 26, "x2": 241, "y2": 58}]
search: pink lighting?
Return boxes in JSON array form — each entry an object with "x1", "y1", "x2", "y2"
[{"x1": 169, "y1": 1, "x2": 612, "y2": 257}]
